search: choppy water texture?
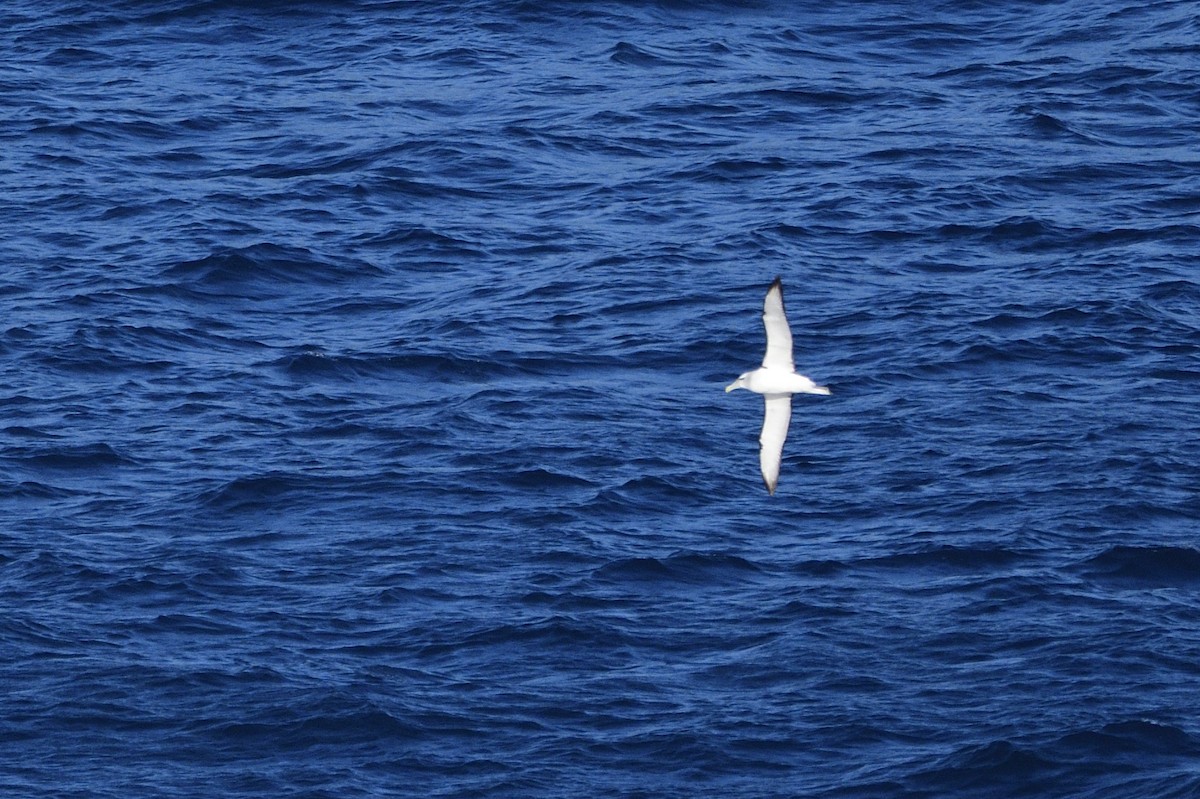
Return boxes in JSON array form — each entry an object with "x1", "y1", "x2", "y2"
[{"x1": 3, "y1": 1, "x2": 1200, "y2": 796}]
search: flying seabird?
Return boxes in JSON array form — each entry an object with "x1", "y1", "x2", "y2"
[{"x1": 725, "y1": 276, "x2": 830, "y2": 495}]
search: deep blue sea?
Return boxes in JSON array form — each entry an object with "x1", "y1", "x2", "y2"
[{"x1": 3, "y1": 1, "x2": 1199, "y2": 796}]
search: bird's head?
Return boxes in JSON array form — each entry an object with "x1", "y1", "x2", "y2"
[{"x1": 725, "y1": 373, "x2": 749, "y2": 393}]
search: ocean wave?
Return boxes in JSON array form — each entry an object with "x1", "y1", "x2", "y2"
[{"x1": 4, "y1": 0, "x2": 1199, "y2": 796}]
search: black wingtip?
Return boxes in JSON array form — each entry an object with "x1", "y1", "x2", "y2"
[{"x1": 766, "y1": 276, "x2": 785, "y2": 316}]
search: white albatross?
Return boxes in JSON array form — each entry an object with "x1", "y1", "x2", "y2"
[{"x1": 725, "y1": 276, "x2": 830, "y2": 495}]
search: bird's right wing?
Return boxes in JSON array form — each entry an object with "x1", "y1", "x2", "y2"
[
  {"x1": 761, "y1": 276, "x2": 794, "y2": 371},
  {"x1": 759, "y1": 393, "x2": 792, "y2": 495}
]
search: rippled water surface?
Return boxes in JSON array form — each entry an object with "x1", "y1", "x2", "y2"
[{"x1": 3, "y1": 1, "x2": 1200, "y2": 797}]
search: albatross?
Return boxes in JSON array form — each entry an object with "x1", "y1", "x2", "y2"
[{"x1": 725, "y1": 276, "x2": 830, "y2": 495}]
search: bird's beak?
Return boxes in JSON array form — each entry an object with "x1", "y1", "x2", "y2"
[{"x1": 725, "y1": 380, "x2": 739, "y2": 393}]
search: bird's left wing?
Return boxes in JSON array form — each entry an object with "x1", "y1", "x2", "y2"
[
  {"x1": 759, "y1": 393, "x2": 792, "y2": 495},
  {"x1": 761, "y1": 276, "x2": 794, "y2": 371}
]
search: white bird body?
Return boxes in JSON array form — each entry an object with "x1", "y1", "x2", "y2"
[
  {"x1": 731, "y1": 367, "x2": 827, "y2": 395},
  {"x1": 725, "y1": 277, "x2": 829, "y2": 495}
]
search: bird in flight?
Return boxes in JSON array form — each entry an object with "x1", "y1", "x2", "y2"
[{"x1": 725, "y1": 277, "x2": 830, "y2": 494}]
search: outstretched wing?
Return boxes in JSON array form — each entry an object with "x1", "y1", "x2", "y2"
[
  {"x1": 759, "y1": 393, "x2": 792, "y2": 495},
  {"x1": 761, "y1": 276, "x2": 794, "y2": 371}
]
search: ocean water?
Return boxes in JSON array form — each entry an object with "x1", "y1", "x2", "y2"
[{"x1": 2, "y1": 0, "x2": 1199, "y2": 796}]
